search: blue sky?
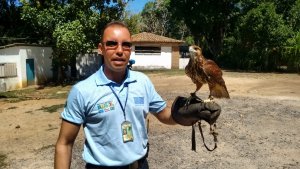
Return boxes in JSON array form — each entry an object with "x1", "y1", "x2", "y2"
[
  {"x1": 14, "y1": 0, "x2": 150, "y2": 14},
  {"x1": 126, "y1": 0, "x2": 152, "y2": 14}
]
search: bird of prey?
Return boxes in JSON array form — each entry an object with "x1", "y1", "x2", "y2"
[{"x1": 185, "y1": 45, "x2": 230, "y2": 100}]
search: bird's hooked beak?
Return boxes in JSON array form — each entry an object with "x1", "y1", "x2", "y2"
[{"x1": 189, "y1": 46, "x2": 196, "y2": 53}]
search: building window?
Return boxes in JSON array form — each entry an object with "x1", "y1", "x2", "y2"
[
  {"x1": 135, "y1": 46, "x2": 161, "y2": 54},
  {"x1": 0, "y1": 63, "x2": 17, "y2": 78}
]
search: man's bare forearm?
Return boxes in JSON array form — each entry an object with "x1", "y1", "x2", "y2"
[{"x1": 54, "y1": 143, "x2": 73, "y2": 169}]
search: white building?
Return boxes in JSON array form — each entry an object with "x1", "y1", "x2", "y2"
[
  {"x1": 0, "y1": 43, "x2": 53, "y2": 91},
  {"x1": 131, "y1": 32, "x2": 184, "y2": 69}
]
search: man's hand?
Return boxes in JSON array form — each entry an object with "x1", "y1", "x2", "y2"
[{"x1": 171, "y1": 96, "x2": 221, "y2": 126}]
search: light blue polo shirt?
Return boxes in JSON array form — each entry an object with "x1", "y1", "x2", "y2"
[{"x1": 61, "y1": 65, "x2": 166, "y2": 166}]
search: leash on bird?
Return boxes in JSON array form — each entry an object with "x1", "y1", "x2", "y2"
[
  {"x1": 192, "y1": 121, "x2": 218, "y2": 151},
  {"x1": 187, "y1": 93, "x2": 218, "y2": 152},
  {"x1": 171, "y1": 93, "x2": 221, "y2": 152}
]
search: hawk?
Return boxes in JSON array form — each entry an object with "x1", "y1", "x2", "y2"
[{"x1": 185, "y1": 45, "x2": 230, "y2": 100}]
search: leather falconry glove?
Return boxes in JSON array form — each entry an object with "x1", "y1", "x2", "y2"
[
  {"x1": 171, "y1": 95, "x2": 221, "y2": 151},
  {"x1": 171, "y1": 96, "x2": 221, "y2": 126}
]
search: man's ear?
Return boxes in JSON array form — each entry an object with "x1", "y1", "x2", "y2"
[{"x1": 98, "y1": 43, "x2": 103, "y2": 55}]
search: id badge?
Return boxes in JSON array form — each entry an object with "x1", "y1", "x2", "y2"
[{"x1": 121, "y1": 121, "x2": 134, "y2": 143}]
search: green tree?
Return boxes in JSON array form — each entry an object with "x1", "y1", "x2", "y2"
[
  {"x1": 283, "y1": 32, "x2": 300, "y2": 72},
  {"x1": 224, "y1": 2, "x2": 292, "y2": 71},
  {"x1": 140, "y1": 1, "x2": 162, "y2": 35},
  {"x1": 282, "y1": 0, "x2": 300, "y2": 72},
  {"x1": 273, "y1": 0, "x2": 297, "y2": 20},
  {"x1": 0, "y1": 0, "x2": 36, "y2": 45},
  {"x1": 52, "y1": 20, "x2": 91, "y2": 80},
  {"x1": 288, "y1": 0, "x2": 300, "y2": 31},
  {"x1": 137, "y1": 0, "x2": 191, "y2": 42},
  {"x1": 124, "y1": 12, "x2": 142, "y2": 35},
  {"x1": 20, "y1": 0, "x2": 129, "y2": 82},
  {"x1": 170, "y1": 0, "x2": 240, "y2": 59}
]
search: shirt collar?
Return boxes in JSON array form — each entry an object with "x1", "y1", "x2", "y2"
[{"x1": 95, "y1": 65, "x2": 136, "y2": 86}]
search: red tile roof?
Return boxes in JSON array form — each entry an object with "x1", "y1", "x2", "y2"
[{"x1": 131, "y1": 32, "x2": 184, "y2": 44}]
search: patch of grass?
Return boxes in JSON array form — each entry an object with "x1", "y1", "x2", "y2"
[
  {"x1": 45, "y1": 127, "x2": 58, "y2": 131},
  {"x1": 0, "y1": 91, "x2": 18, "y2": 98},
  {"x1": 0, "y1": 85, "x2": 71, "y2": 103},
  {"x1": 38, "y1": 104, "x2": 65, "y2": 113},
  {"x1": 35, "y1": 144, "x2": 55, "y2": 154},
  {"x1": 53, "y1": 91, "x2": 69, "y2": 99},
  {"x1": 0, "y1": 153, "x2": 7, "y2": 168},
  {"x1": 0, "y1": 88, "x2": 36, "y2": 102},
  {"x1": 39, "y1": 144, "x2": 55, "y2": 151},
  {"x1": 3, "y1": 88, "x2": 35, "y2": 98},
  {"x1": 7, "y1": 98, "x2": 27, "y2": 103},
  {"x1": 7, "y1": 106, "x2": 17, "y2": 110}
]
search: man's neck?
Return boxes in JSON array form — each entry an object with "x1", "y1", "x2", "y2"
[{"x1": 103, "y1": 67, "x2": 126, "y2": 84}]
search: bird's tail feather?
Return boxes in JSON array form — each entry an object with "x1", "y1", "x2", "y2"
[{"x1": 210, "y1": 84, "x2": 230, "y2": 98}]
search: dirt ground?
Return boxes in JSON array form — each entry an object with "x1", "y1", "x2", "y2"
[{"x1": 0, "y1": 71, "x2": 299, "y2": 169}]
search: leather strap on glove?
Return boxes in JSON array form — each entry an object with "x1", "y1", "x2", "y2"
[{"x1": 171, "y1": 95, "x2": 221, "y2": 151}]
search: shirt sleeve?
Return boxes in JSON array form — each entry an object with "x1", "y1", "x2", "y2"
[
  {"x1": 61, "y1": 86, "x2": 86, "y2": 124},
  {"x1": 145, "y1": 76, "x2": 166, "y2": 113}
]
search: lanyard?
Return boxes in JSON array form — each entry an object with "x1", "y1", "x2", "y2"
[{"x1": 109, "y1": 84, "x2": 129, "y2": 121}]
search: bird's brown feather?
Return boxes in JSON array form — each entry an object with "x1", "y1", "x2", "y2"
[{"x1": 186, "y1": 45, "x2": 230, "y2": 99}]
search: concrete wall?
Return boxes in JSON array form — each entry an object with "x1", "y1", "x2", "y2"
[
  {"x1": 19, "y1": 46, "x2": 53, "y2": 84},
  {"x1": 0, "y1": 48, "x2": 22, "y2": 91},
  {"x1": 179, "y1": 58, "x2": 189, "y2": 69},
  {"x1": 130, "y1": 45, "x2": 172, "y2": 69},
  {"x1": 76, "y1": 50, "x2": 102, "y2": 79},
  {"x1": 0, "y1": 45, "x2": 52, "y2": 91},
  {"x1": 172, "y1": 46, "x2": 180, "y2": 69}
]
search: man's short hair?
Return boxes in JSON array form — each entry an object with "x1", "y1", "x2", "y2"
[{"x1": 101, "y1": 21, "x2": 130, "y2": 42}]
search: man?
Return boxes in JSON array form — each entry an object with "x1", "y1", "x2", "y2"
[{"x1": 55, "y1": 21, "x2": 221, "y2": 169}]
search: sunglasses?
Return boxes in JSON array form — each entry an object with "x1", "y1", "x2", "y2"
[{"x1": 103, "y1": 41, "x2": 132, "y2": 50}]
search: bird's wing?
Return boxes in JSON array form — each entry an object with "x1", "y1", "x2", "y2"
[{"x1": 202, "y1": 60, "x2": 230, "y2": 98}]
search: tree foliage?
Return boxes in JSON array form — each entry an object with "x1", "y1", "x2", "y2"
[
  {"x1": 140, "y1": 0, "x2": 170, "y2": 36},
  {"x1": 221, "y1": 1, "x2": 298, "y2": 72},
  {"x1": 124, "y1": 13, "x2": 142, "y2": 35},
  {"x1": 288, "y1": 0, "x2": 300, "y2": 31},
  {"x1": 2, "y1": 0, "x2": 300, "y2": 73},
  {"x1": 235, "y1": 2, "x2": 291, "y2": 71},
  {"x1": 0, "y1": 0, "x2": 35, "y2": 45},
  {"x1": 283, "y1": 32, "x2": 300, "y2": 71},
  {"x1": 284, "y1": 0, "x2": 300, "y2": 71},
  {"x1": 19, "y1": 0, "x2": 129, "y2": 82},
  {"x1": 170, "y1": 0, "x2": 240, "y2": 59},
  {"x1": 127, "y1": 0, "x2": 190, "y2": 43},
  {"x1": 167, "y1": 0, "x2": 300, "y2": 72},
  {"x1": 53, "y1": 20, "x2": 88, "y2": 57}
]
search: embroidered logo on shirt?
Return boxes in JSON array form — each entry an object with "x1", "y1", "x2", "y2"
[
  {"x1": 97, "y1": 101, "x2": 115, "y2": 113},
  {"x1": 134, "y1": 97, "x2": 144, "y2": 105}
]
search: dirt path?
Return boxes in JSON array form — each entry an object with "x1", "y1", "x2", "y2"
[{"x1": 0, "y1": 71, "x2": 299, "y2": 169}]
